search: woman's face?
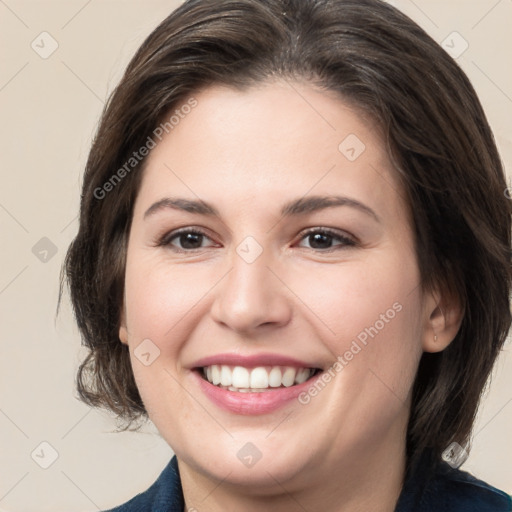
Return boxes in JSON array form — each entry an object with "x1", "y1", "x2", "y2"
[{"x1": 120, "y1": 81, "x2": 434, "y2": 491}]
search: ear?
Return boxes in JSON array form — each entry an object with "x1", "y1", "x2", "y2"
[
  {"x1": 422, "y1": 285, "x2": 463, "y2": 353},
  {"x1": 119, "y1": 302, "x2": 129, "y2": 346}
]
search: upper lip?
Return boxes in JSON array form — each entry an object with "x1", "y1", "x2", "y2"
[{"x1": 191, "y1": 352, "x2": 322, "y2": 370}]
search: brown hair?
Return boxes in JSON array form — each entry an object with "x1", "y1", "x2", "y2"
[{"x1": 61, "y1": 0, "x2": 511, "y2": 471}]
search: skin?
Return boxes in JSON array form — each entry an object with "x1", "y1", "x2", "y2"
[{"x1": 119, "y1": 80, "x2": 462, "y2": 512}]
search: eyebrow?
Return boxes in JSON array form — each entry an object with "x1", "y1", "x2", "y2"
[{"x1": 143, "y1": 195, "x2": 380, "y2": 222}]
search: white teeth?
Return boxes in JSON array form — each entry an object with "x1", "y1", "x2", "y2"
[
  {"x1": 232, "y1": 366, "x2": 250, "y2": 388},
  {"x1": 211, "y1": 365, "x2": 221, "y2": 385},
  {"x1": 282, "y1": 367, "x2": 296, "y2": 387},
  {"x1": 268, "y1": 367, "x2": 282, "y2": 387},
  {"x1": 250, "y1": 367, "x2": 269, "y2": 388},
  {"x1": 220, "y1": 366, "x2": 232, "y2": 386},
  {"x1": 295, "y1": 368, "x2": 310, "y2": 384},
  {"x1": 202, "y1": 364, "x2": 316, "y2": 391}
]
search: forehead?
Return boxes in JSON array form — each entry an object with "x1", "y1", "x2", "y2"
[{"x1": 134, "y1": 81, "x2": 409, "y2": 225}]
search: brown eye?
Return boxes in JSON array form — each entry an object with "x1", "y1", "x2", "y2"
[
  {"x1": 159, "y1": 229, "x2": 216, "y2": 252},
  {"x1": 174, "y1": 232, "x2": 205, "y2": 250},
  {"x1": 298, "y1": 228, "x2": 356, "y2": 251}
]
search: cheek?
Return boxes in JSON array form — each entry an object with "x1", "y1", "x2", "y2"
[
  {"x1": 290, "y1": 249, "x2": 423, "y2": 390},
  {"x1": 290, "y1": 249, "x2": 420, "y2": 336},
  {"x1": 289, "y1": 255, "x2": 422, "y2": 441},
  {"x1": 124, "y1": 252, "x2": 216, "y2": 341},
  {"x1": 123, "y1": 253, "x2": 197, "y2": 420}
]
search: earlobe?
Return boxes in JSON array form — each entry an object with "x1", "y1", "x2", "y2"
[
  {"x1": 119, "y1": 305, "x2": 129, "y2": 345},
  {"x1": 422, "y1": 290, "x2": 463, "y2": 353},
  {"x1": 119, "y1": 325, "x2": 129, "y2": 345}
]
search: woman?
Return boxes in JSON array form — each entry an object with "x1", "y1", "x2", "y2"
[{"x1": 62, "y1": 0, "x2": 512, "y2": 510}]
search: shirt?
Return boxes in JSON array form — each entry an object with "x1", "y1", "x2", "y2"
[{"x1": 104, "y1": 455, "x2": 512, "y2": 511}]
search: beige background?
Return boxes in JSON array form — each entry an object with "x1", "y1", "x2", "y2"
[{"x1": 0, "y1": 0, "x2": 511, "y2": 510}]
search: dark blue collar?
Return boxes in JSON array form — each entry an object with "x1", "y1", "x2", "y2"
[{"x1": 105, "y1": 454, "x2": 511, "y2": 511}]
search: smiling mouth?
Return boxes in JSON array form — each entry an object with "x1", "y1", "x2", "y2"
[{"x1": 198, "y1": 365, "x2": 322, "y2": 392}]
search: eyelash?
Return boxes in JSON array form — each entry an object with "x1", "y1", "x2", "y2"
[{"x1": 156, "y1": 227, "x2": 357, "y2": 253}]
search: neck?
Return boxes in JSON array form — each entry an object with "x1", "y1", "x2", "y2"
[{"x1": 179, "y1": 433, "x2": 406, "y2": 512}]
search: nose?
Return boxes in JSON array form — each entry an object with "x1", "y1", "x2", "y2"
[{"x1": 210, "y1": 245, "x2": 292, "y2": 334}]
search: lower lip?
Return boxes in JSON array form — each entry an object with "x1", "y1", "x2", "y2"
[{"x1": 193, "y1": 370, "x2": 320, "y2": 415}]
